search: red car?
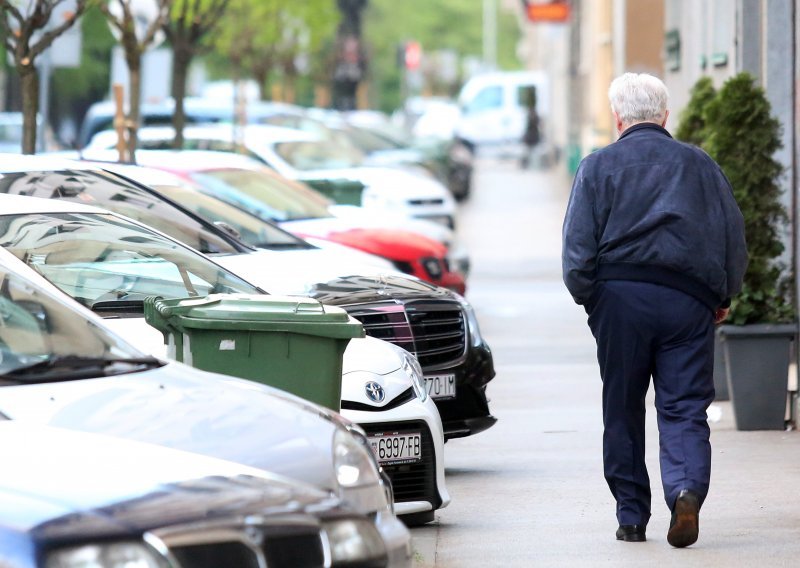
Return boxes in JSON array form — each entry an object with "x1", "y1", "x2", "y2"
[{"x1": 122, "y1": 150, "x2": 467, "y2": 294}]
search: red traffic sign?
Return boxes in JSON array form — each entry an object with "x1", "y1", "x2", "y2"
[{"x1": 405, "y1": 41, "x2": 422, "y2": 70}]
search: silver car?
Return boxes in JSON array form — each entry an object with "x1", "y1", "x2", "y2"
[{"x1": 0, "y1": 214, "x2": 411, "y2": 567}]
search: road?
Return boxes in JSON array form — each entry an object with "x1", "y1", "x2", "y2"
[{"x1": 409, "y1": 158, "x2": 800, "y2": 567}]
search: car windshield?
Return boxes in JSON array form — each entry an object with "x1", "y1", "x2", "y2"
[
  {"x1": 0, "y1": 169, "x2": 239, "y2": 255},
  {"x1": 273, "y1": 139, "x2": 364, "y2": 171},
  {"x1": 151, "y1": 183, "x2": 313, "y2": 250},
  {"x1": 341, "y1": 126, "x2": 404, "y2": 153},
  {"x1": 0, "y1": 266, "x2": 154, "y2": 383},
  {"x1": 0, "y1": 212, "x2": 259, "y2": 313},
  {"x1": 189, "y1": 168, "x2": 333, "y2": 222}
]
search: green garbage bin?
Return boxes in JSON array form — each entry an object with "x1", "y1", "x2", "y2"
[{"x1": 144, "y1": 294, "x2": 364, "y2": 409}]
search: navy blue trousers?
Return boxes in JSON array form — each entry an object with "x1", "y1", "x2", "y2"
[{"x1": 586, "y1": 280, "x2": 715, "y2": 527}]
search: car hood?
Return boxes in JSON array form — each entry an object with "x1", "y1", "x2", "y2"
[
  {"x1": 0, "y1": 363, "x2": 339, "y2": 491},
  {"x1": 215, "y1": 248, "x2": 394, "y2": 296},
  {"x1": 282, "y1": 222, "x2": 446, "y2": 261},
  {"x1": 300, "y1": 167, "x2": 452, "y2": 200},
  {"x1": 306, "y1": 274, "x2": 455, "y2": 307},
  {"x1": 0, "y1": 422, "x2": 331, "y2": 537},
  {"x1": 327, "y1": 205, "x2": 454, "y2": 244}
]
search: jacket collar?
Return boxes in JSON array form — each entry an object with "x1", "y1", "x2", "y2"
[{"x1": 618, "y1": 122, "x2": 672, "y2": 141}]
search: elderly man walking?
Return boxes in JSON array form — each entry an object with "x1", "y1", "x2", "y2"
[{"x1": 562, "y1": 73, "x2": 747, "y2": 547}]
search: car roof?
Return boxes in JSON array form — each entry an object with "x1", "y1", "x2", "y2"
[
  {"x1": 0, "y1": 192, "x2": 104, "y2": 215},
  {"x1": 81, "y1": 148, "x2": 267, "y2": 173},
  {"x1": 86, "y1": 158, "x2": 191, "y2": 186},
  {"x1": 88, "y1": 123, "x2": 318, "y2": 150},
  {"x1": 0, "y1": 153, "x2": 103, "y2": 174}
]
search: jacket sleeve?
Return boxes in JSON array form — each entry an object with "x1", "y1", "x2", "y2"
[
  {"x1": 562, "y1": 162, "x2": 598, "y2": 305},
  {"x1": 717, "y1": 167, "x2": 748, "y2": 298}
]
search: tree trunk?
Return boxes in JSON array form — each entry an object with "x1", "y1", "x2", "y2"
[
  {"x1": 19, "y1": 67, "x2": 39, "y2": 155},
  {"x1": 284, "y1": 70, "x2": 297, "y2": 104},
  {"x1": 254, "y1": 65, "x2": 269, "y2": 101},
  {"x1": 171, "y1": 47, "x2": 192, "y2": 150},
  {"x1": 127, "y1": 58, "x2": 141, "y2": 164}
]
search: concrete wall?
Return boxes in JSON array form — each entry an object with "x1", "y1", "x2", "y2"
[
  {"x1": 625, "y1": 0, "x2": 665, "y2": 74},
  {"x1": 663, "y1": 0, "x2": 737, "y2": 131}
]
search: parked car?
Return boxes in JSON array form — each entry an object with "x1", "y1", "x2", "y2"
[
  {"x1": 76, "y1": 97, "x2": 295, "y2": 148},
  {"x1": 93, "y1": 161, "x2": 496, "y2": 440},
  {"x1": 278, "y1": 107, "x2": 474, "y2": 201},
  {"x1": 86, "y1": 124, "x2": 458, "y2": 229},
  {"x1": 455, "y1": 70, "x2": 555, "y2": 166},
  {"x1": 85, "y1": 149, "x2": 467, "y2": 290},
  {"x1": 0, "y1": 169, "x2": 449, "y2": 524},
  {"x1": 0, "y1": 422, "x2": 397, "y2": 567},
  {"x1": 0, "y1": 156, "x2": 496, "y2": 442},
  {"x1": 0, "y1": 242, "x2": 411, "y2": 563}
]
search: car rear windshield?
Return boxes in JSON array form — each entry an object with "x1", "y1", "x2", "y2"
[
  {"x1": 273, "y1": 140, "x2": 364, "y2": 171},
  {"x1": 151, "y1": 183, "x2": 313, "y2": 250},
  {"x1": 0, "y1": 169, "x2": 239, "y2": 255},
  {"x1": 0, "y1": 212, "x2": 259, "y2": 311},
  {"x1": 189, "y1": 168, "x2": 333, "y2": 222}
]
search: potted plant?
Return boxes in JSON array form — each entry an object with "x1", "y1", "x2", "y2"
[
  {"x1": 703, "y1": 73, "x2": 795, "y2": 430},
  {"x1": 675, "y1": 78, "x2": 732, "y2": 401}
]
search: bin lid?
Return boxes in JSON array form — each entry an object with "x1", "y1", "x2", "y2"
[{"x1": 145, "y1": 294, "x2": 365, "y2": 338}]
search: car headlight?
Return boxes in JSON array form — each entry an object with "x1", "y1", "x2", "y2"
[
  {"x1": 323, "y1": 518, "x2": 388, "y2": 567},
  {"x1": 453, "y1": 294, "x2": 484, "y2": 347},
  {"x1": 333, "y1": 428, "x2": 389, "y2": 514},
  {"x1": 420, "y1": 256, "x2": 444, "y2": 279},
  {"x1": 402, "y1": 353, "x2": 427, "y2": 402},
  {"x1": 45, "y1": 542, "x2": 168, "y2": 568}
]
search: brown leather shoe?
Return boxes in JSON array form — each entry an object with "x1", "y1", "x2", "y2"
[
  {"x1": 667, "y1": 490, "x2": 700, "y2": 548},
  {"x1": 616, "y1": 524, "x2": 646, "y2": 542}
]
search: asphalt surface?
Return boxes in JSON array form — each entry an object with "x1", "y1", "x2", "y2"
[{"x1": 409, "y1": 158, "x2": 800, "y2": 567}]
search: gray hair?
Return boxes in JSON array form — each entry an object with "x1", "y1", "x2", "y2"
[{"x1": 608, "y1": 73, "x2": 669, "y2": 125}]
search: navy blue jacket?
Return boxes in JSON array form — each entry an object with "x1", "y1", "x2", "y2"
[{"x1": 562, "y1": 122, "x2": 748, "y2": 311}]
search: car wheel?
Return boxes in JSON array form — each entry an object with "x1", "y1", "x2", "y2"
[{"x1": 400, "y1": 510, "x2": 436, "y2": 527}]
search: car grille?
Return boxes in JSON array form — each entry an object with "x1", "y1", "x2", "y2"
[
  {"x1": 362, "y1": 420, "x2": 439, "y2": 506},
  {"x1": 165, "y1": 525, "x2": 326, "y2": 568},
  {"x1": 348, "y1": 301, "x2": 467, "y2": 369}
]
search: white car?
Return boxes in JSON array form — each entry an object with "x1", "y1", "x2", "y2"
[
  {"x1": 86, "y1": 124, "x2": 458, "y2": 228},
  {"x1": 0, "y1": 243, "x2": 411, "y2": 567},
  {"x1": 0, "y1": 170, "x2": 449, "y2": 524}
]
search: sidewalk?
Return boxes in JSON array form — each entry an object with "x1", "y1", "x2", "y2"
[{"x1": 411, "y1": 158, "x2": 800, "y2": 567}]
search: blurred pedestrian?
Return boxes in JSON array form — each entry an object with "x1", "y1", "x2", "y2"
[
  {"x1": 520, "y1": 88, "x2": 540, "y2": 169},
  {"x1": 561, "y1": 73, "x2": 747, "y2": 548}
]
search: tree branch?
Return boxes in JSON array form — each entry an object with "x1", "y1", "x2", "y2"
[{"x1": 28, "y1": 0, "x2": 89, "y2": 60}]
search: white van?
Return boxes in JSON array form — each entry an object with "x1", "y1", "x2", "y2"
[{"x1": 455, "y1": 71, "x2": 549, "y2": 148}]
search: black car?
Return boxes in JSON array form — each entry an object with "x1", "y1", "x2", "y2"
[
  {"x1": 0, "y1": 422, "x2": 390, "y2": 568},
  {"x1": 310, "y1": 274, "x2": 496, "y2": 439},
  {"x1": 0, "y1": 157, "x2": 496, "y2": 441}
]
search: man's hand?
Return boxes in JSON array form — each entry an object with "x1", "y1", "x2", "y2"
[{"x1": 714, "y1": 307, "x2": 730, "y2": 324}]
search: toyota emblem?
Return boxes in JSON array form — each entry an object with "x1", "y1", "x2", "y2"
[{"x1": 365, "y1": 381, "x2": 385, "y2": 403}]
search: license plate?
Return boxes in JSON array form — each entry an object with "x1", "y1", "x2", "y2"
[
  {"x1": 424, "y1": 373, "x2": 456, "y2": 399},
  {"x1": 368, "y1": 432, "x2": 422, "y2": 465}
]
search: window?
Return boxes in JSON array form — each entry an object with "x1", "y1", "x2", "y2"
[
  {"x1": 464, "y1": 86, "x2": 503, "y2": 115},
  {"x1": 0, "y1": 213, "x2": 258, "y2": 311}
]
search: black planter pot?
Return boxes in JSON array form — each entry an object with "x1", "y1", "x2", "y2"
[{"x1": 719, "y1": 323, "x2": 796, "y2": 431}]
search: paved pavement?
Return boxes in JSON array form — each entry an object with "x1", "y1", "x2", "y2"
[{"x1": 409, "y1": 158, "x2": 800, "y2": 567}]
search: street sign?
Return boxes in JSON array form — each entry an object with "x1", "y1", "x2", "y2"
[
  {"x1": 405, "y1": 41, "x2": 422, "y2": 71},
  {"x1": 523, "y1": 1, "x2": 571, "y2": 23}
]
